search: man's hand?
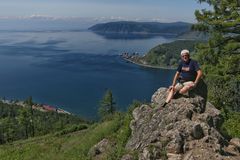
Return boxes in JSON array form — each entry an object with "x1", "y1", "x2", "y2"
[
  {"x1": 168, "y1": 85, "x2": 175, "y2": 91},
  {"x1": 193, "y1": 82, "x2": 197, "y2": 88},
  {"x1": 189, "y1": 82, "x2": 196, "y2": 88}
]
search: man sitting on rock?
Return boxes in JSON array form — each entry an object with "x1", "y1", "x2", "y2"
[{"x1": 162, "y1": 49, "x2": 202, "y2": 107}]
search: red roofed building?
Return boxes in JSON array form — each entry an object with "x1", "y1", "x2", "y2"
[{"x1": 42, "y1": 105, "x2": 57, "y2": 112}]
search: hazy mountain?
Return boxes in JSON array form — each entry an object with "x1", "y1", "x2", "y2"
[{"x1": 89, "y1": 21, "x2": 192, "y2": 36}]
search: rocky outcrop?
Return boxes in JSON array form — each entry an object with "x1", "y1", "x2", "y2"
[
  {"x1": 88, "y1": 138, "x2": 115, "y2": 160},
  {"x1": 124, "y1": 87, "x2": 240, "y2": 160}
]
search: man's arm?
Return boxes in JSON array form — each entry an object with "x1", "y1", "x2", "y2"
[
  {"x1": 194, "y1": 69, "x2": 203, "y2": 86},
  {"x1": 170, "y1": 72, "x2": 180, "y2": 88}
]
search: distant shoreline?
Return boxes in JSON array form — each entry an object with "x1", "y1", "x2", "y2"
[
  {"x1": 0, "y1": 99, "x2": 71, "y2": 115},
  {"x1": 121, "y1": 55, "x2": 176, "y2": 70}
]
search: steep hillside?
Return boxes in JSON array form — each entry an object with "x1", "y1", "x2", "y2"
[
  {"x1": 143, "y1": 40, "x2": 202, "y2": 67},
  {"x1": 0, "y1": 102, "x2": 138, "y2": 160},
  {"x1": 122, "y1": 40, "x2": 204, "y2": 69},
  {"x1": 1, "y1": 87, "x2": 240, "y2": 160},
  {"x1": 0, "y1": 100, "x2": 89, "y2": 144},
  {"x1": 0, "y1": 117, "x2": 128, "y2": 160}
]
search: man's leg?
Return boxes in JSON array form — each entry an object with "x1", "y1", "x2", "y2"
[
  {"x1": 179, "y1": 81, "x2": 194, "y2": 94},
  {"x1": 165, "y1": 83, "x2": 183, "y2": 103},
  {"x1": 165, "y1": 88, "x2": 175, "y2": 103}
]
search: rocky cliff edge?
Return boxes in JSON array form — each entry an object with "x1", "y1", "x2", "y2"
[{"x1": 124, "y1": 87, "x2": 240, "y2": 160}]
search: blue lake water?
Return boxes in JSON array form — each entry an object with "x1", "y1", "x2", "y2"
[{"x1": 0, "y1": 31, "x2": 176, "y2": 119}]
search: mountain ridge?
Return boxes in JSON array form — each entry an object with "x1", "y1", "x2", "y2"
[{"x1": 89, "y1": 21, "x2": 192, "y2": 35}]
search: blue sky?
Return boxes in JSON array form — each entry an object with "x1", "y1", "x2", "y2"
[{"x1": 0, "y1": 0, "x2": 210, "y2": 22}]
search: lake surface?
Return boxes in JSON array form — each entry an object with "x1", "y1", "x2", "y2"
[{"x1": 0, "y1": 31, "x2": 176, "y2": 119}]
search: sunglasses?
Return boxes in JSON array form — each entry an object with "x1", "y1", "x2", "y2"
[{"x1": 181, "y1": 55, "x2": 189, "y2": 58}]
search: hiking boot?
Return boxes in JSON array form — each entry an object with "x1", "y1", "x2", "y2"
[
  {"x1": 174, "y1": 92, "x2": 181, "y2": 98},
  {"x1": 161, "y1": 102, "x2": 167, "y2": 108}
]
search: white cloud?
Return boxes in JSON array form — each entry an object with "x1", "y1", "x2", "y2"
[
  {"x1": 0, "y1": 15, "x2": 186, "y2": 23},
  {"x1": 0, "y1": 15, "x2": 76, "y2": 20}
]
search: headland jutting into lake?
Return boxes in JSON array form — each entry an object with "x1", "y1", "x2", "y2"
[{"x1": 120, "y1": 52, "x2": 177, "y2": 70}]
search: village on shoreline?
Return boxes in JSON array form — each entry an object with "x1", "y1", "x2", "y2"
[
  {"x1": 120, "y1": 52, "x2": 176, "y2": 70},
  {"x1": 0, "y1": 98, "x2": 71, "y2": 115}
]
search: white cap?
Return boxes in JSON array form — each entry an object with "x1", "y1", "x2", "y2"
[{"x1": 181, "y1": 49, "x2": 190, "y2": 56}]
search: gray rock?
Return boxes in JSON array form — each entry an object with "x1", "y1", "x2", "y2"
[
  {"x1": 121, "y1": 154, "x2": 134, "y2": 160},
  {"x1": 166, "y1": 132, "x2": 184, "y2": 154},
  {"x1": 230, "y1": 138, "x2": 240, "y2": 147},
  {"x1": 139, "y1": 146, "x2": 162, "y2": 160},
  {"x1": 167, "y1": 153, "x2": 182, "y2": 160},
  {"x1": 125, "y1": 87, "x2": 240, "y2": 160},
  {"x1": 191, "y1": 124, "x2": 204, "y2": 139},
  {"x1": 151, "y1": 88, "x2": 168, "y2": 107},
  {"x1": 88, "y1": 138, "x2": 113, "y2": 159}
]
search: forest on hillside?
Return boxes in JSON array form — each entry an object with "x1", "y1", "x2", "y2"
[
  {"x1": 89, "y1": 21, "x2": 192, "y2": 35},
  {"x1": 0, "y1": 100, "x2": 89, "y2": 144},
  {"x1": 144, "y1": 40, "x2": 203, "y2": 67}
]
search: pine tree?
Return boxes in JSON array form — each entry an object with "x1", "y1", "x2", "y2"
[
  {"x1": 193, "y1": 0, "x2": 240, "y2": 111},
  {"x1": 24, "y1": 96, "x2": 35, "y2": 137},
  {"x1": 18, "y1": 108, "x2": 31, "y2": 138},
  {"x1": 98, "y1": 90, "x2": 116, "y2": 120}
]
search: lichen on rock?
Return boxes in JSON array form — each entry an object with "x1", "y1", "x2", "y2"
[{"x1": 124, "y1": 87, "x2": 240, "y2": 160}]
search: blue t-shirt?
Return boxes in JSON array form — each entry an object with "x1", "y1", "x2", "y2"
[{"x1": 177, "y1": 59, "x2": 200, "y2": 81}]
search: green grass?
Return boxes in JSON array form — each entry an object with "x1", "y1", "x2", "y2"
[
  {"x1": 0, "y1": 101, "x2": 142, "y2": 160},
  {"x1": 221, "y1": 111, "x2": 240, "y2": 138},
  {"x1": 0, "y1": 114, "x2": 124, "y2": 160},
  {"x1": 104, "y1": 101, "x2": 141, "y2": 160}
]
